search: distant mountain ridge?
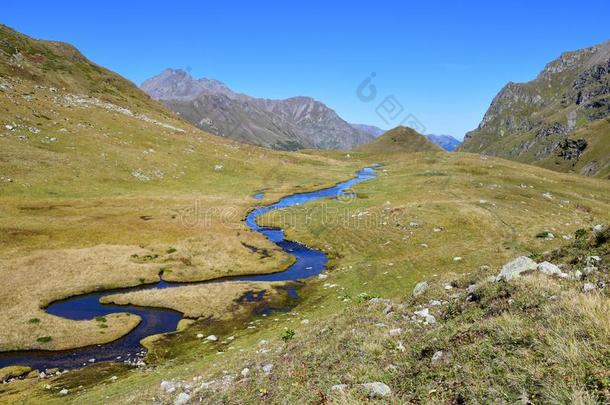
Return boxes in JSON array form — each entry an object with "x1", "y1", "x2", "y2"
[
  {"x1": 460, "y1": 40, "x2": 610, "y2": 178},
  {"x1": 350, "y1": 123, "x2": 386, "y2": 138},
  {"x1": 141, "y1": 69, "x2": 373, "y2": 150},
  {"x1": 426, "y1": 134, "x2": 462, "y2": 151}
]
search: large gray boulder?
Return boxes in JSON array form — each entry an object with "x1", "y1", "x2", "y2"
[{"x1": 496, "y1": 256, "x2": 538, "y2": 281}]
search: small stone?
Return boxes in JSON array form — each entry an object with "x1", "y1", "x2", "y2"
[
  {"x1": 582, "y1": 266, "x2": 598, "y2": 275},
  {"x1": 110, "y1": 376, "x2": 118, "y2": 381},
  {"x1": 538, "y1": 261, "x2": 563, "y2": 277},
  {"x1": 413, "y1": 281, "x2": 429, "y2": 296},
  {"x1": 389, "y1": 328, "x2": 402, "y2": 337},
  {"x1": 593, "y1": 224, "x2": 605, "y2": 233},
  {"x1": 431, "y1": 350, "x2": 444, "y2": 364},
  {"x1": 583, "y1": 283, "x2": 596, "y2": 293},
  {"x1": 59, "y1": 389, "x2": 69, "y2": 395},
  {"x1": 301, "y1": 319, "x2": 309, "y2": 324},
  {"x1": 88, "y1": 358, "x2": 95, "y2": 363},
  {"x1": 174, "y1": 392, "x2": 190, "y2": 405},
  {"x1": 160, "y1": 380, "x2": 177, "y2": 393},
  {"x1": 196, "y1": 334, "x2": 204, "y2": 339},
  {"x1": 318, "y1": 274, "x2": 328, "y2": 279},
  {"x1": 444, "y1": 284, "x2": 453, "y2": 290},
  {"x1": 206, "y1": 335, "x2": 218, "y2": 341},
  {"x1": 262, "y1": 364, "x2": 273, "y2": 375},
  {"x1": 453, "y1": 257, "x2": 462, "y2": 261},
  {"x1": 331, "y1": 384, "x2": 348, "y2": 392},
  {"x1": 360, "y1": 382, "x2": 392, "y2": 398},
  {"x1": 467, "y1": 284, "x2": 476, "y2": 294},
  {"x1": 241, "y1": 368, "x2": 250, "y2": 378}
]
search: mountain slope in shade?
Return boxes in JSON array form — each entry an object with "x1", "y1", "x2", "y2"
[
  {"x1": 141, "y1": 69, "x2": 373, "y2": 150},
  {"x1": 350, "y1": 123, "x2": 386, "y2": 138},
  {"x1": 357, "y1": 126, "x2": 443, "y2": 153},
  {"x1": 460, "y1": 40, "x2": 610, "y2": 178},
  {"x1": 426, "y1": 134, "x2": 462, "y2": 151}
]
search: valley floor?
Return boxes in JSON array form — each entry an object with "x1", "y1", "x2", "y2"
[{"x1": 2, "y1": 151, "x2": 610, "y2": 403}]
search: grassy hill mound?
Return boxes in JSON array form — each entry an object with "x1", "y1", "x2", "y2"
[{"x1": 357, "y1": 126, "x2": 443, "y2": 154}]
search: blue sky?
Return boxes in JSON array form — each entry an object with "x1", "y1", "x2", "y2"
[{"x1": 3, "y1": 1, "x2": 610, "y2": 139}]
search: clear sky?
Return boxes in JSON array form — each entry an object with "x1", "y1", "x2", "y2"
[{"x1": 3, "y1": 1, "x2": 610, "y2": 139}]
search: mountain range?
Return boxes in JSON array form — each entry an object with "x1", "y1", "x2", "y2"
[
  {"x1": 141, "y1": 69, "x2": 373, "y2": 150},
  {"x1": 460, "y1": 40, "x2": 610, "y2": 178}
]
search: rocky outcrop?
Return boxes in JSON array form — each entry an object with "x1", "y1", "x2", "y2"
[{"x1": 460, "y1": 40, "x2": 610, "y2": 177}]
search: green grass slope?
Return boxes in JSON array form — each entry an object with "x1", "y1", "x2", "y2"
[{"x1": 356, "y1": 126, "x2": 443, "y2": 154}]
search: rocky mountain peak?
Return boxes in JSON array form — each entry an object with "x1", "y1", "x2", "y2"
[{"x1": 140, "y1": 70, "x2": 373, "y2": 150}]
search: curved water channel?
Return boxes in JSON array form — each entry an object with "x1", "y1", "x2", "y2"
[{"x1": 0, "y1": 167, "x2": 376, "y2": 370}]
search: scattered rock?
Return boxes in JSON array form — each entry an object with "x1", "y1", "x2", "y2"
[
  {"x1": 331, "y1": 384, "x2": 348, "y2": 392},
  {"x1": 593, "y1": 224, "x2": 605, "y2": 233},
  {"x1": 538, "y1": 261, "x2": 567, "y2": 277},
  {"x1": 174, "y1": 392, "x2": 190, "y2": 405},
  {"x1": 241, "y1": 368, "x2": 250, "y2": 378},
  {"x1": 587, "y1": 256, "x2": 602, "y2": 266},
  {"x1": 413, "y1": 281, "x2": 429, "y2": 296},
  {"x1": 160, "y1": 380, "x2": 177, "y2": 393},
  {"x1": 59, "y1": 389, "x2": 69, "y2": 395},
  {"x1": 301, "y1": 319, "x2": 310, "y2": 324},
  {"x1": 389, "y1": 328, "x2": 402, "y2": 337},
  {"x1": 414, "y1": 308, "x2": 437, "y2": 324},
  {"x1": 583, "y1": 283, "x2": 596, "y2": 293},
  {"x1": 583, "y1": 266, "x2": 598, "y2": 275},
  {"x1": 196, "y1": 334, "x2": 204, "y2": 339},
  {"x1": 542, "y1": 192, "x2": 553, "y2": 200},
  {"x1": 453, "y1": 257, "x2": 462, "y2": 261},
  {"x1": 262, "y1": 364, "x2": 273, "y2": 375},
  {"x1": 360, "y1": 382, "x2": 392, "y2": 398},
  {"x1": 431, "y1": 350, "x2": 444, "y2": 364},
  {"x1": 206, "y1": 335, "x2": 218, "y2": 342},
  {"x1": 318, "y1": 273, "x2": 328, "y2": 280},
  {"x1": 496, "y1": 256, "x2": 538, "y2": 281},
  {"x1": 214, "y1": 164, "x2": 224, "y2": 172}
]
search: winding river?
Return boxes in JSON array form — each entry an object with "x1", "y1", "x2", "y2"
[{"x1": 0, "y1": 167, "x2": 376, "y2": 370}]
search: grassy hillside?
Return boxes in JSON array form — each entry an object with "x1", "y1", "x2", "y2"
[
  {"x1": 356, "y1": 126, "x2": 442, "y2": 154},
  {"x1": 460, "y1": 40, "x2": 610, "y2": 178},
  {"x1": 0, "y1": 25, "x2": 359, "y2": 352}
]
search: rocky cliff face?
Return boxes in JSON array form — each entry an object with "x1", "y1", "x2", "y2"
[
  {"x1": 141, "y1": 69, "x2": 373, "y2": 150},
  {"x1": 461, "y1": 41, "x2": 610, "y2": 178}
]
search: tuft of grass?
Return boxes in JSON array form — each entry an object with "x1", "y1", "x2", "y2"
[
  {"x1": 27, "y1": 318, "x2": 40, "y2": 324},
  {"x1": 36, "y1": 336, "x2": 52, "y2": 343},
  {"x1": 280, "y1": 328, "x2": 295, "y2": 342}
]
